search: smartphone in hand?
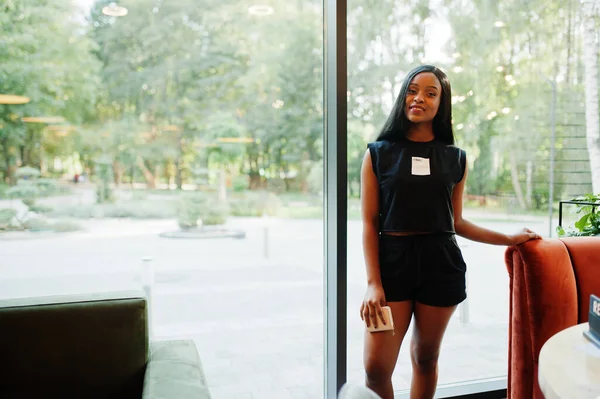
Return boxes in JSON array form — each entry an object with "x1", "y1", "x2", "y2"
[{"x1": 366, "y1": 306, "x2": 395, "y2": 334}]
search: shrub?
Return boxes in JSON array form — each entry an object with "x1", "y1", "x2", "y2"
[
  {"x1": 21, "y1": 217, "x2": 52, "y2": 232},
  {"x1": 50, "y1": 201, "x2": 178, "y2": 220},
  {"x1": 0, "y1": 208, "x2": 17, "y2": 229},
  {"x1": 201, "y1": 201, "x2": 229, "y2": 226},
  {"x1": 177, "y1": 193, "x2": 229, "y2": 229},
  {"x1": 49, "y1": 205, "x2": 97, "y2": 219},
  {"x1": 15, "y1": 166, "x2": 41, "y2": 180},
  {"x1": 229, "y1": 196, "x2": 263, "y2": 217},
  {"x1": 29, "y1": 203, "x2": 53, "y2": 214},
  {"x1": 6, "y1": 182, "x2": 40, "y2": 199},
  {"x1": 101, "y1": 202, "x2": 176, "y2": 219},
  {"x1": 0, "y1": 184, "x2": 8, "y2": 198},
  {"x1": 95, "y1": 157, "x2": 114, "y2": 203},
  {"x1": 231, "y1": 175, "x2": 249, "y2": 192},
  {"x1": 36, "y1": 178, "x2": 60, "y2": 196},
  {"x1": 50, "y1": 220, "x2": 82, "y2": 232},
  {"x1": 307, "y1": 163, "x2": 323, "y2": 195},
  {"x1": 177, "y1": 194, "x2": 204, "y2": 229},
  {"x1": 228, "y1": 191, "x2": 281, "y2": 217},
  {"x1": 22, "y1": 218, "x2": 81, "y2": 232}
]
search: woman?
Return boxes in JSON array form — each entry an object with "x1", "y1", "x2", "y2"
[{"x1": 359, "y1": 64, "x2": 540, "y2": 399}]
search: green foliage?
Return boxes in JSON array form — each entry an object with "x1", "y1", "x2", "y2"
[
  {"x1": 28, "y1": 203, "x2": 53, "y2": 214},
  {"x1": 347, "y1": 121, "x2": 377, "y2": 197},
  {"x1": 0, "y1": 1, "x2": 101, "y2": 182},
  {"x1": 0, "y1": 208, "x2": 17, "y2": 229},
  {"x1": 229, "y1": 199, "x2": 263, "y2": 217},
  {"x1": 21, "y1": 218, "x2": 81, "y2": 233},
  {"x1": 35, "y1": 178, "x2": 60, "y2": 196},
  {"x1": 50, "y1": 200, "x2": 178, "y2": 219},
  {"x1": 177, "y1": 193, "x2": 229, "y2": 229},
  {"x1": 94, "y1": 156, "x2": 114, "y2": 203},
  {"x1": 229, "y1": 191, "x2": 281, "y2": 217},
  {"x1": 440, "y1": 0, "x2": 590, "y2": 205},
  {"x1": 201, "y1": 204, "x2": 229, "y2": 226},
  {"x1": 177, "y1": 194, "x2": 204, "y2": 229},
  {"x1": 0, "y1": 0, "x2": 595, "y2": 205},
  {"x1": 21, "y1": 197, "x2": 35, "y2": 208},
  {"x1": 15, "y1": 166, "x2": 41, "y2": 180},
  {"x1": 231, "y1": 175, "x2": 249, "y2": 192},
  {"x1": 469, "y1": 124, "x2": 497, "y2": 195},
  {"x1": 557, "y1": 194, "x2": 600, "y2": 237},
  {"x1": 3, "y1": 176, "x2": 61, "y2": 214},
  {"x1": 306, "y1": 162, "x2": 323, "y2": 196},
  {"x1": 6, "y1": 181, "x2": 40, "y2": 199}
]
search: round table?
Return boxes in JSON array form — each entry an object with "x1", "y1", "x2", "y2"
[{"x1": 538, "y1": 323, "x2": 600, "y2": 399}]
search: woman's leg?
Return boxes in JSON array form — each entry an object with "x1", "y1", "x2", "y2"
[
  {"x1": 363, "y1": 300, "x2": 414, "y2": 399},
  {"x1": 409, "y1": 302, "x2": 457, "y2": 399}
]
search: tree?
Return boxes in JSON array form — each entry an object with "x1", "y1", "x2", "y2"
[
  {"x1": 0, "y1": 0, "x2": 100, "y2": 183},
  {"x1": 89, "y1": 0, "x2": 248, "y2": 189},
  {"x1": 582, "y1": 0, "x2": 600, "y2": 193},
  {"x1": 440, "y1": 0, "x2": 593, "y2": 208},
  {"x1": 226, "y1": 0, "x2": 323, "y2": 191}
]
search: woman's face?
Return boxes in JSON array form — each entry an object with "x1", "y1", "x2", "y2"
[{"x1": 404, "y1": 72, "x2": 442, "y2": 123}]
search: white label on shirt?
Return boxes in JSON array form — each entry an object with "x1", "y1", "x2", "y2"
[{"x1": 411, "y1": 157, "x2": 430, "y2": 175}]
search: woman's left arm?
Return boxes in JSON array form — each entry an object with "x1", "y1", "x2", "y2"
[{"x1": 453, "y1": 156, "x2": 541, "y2": 246}]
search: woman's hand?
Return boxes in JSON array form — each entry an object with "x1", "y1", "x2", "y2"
[
  {"x1": 509, "y1": 227, "x2": 541, "y2": 245},
  {"x1": 360, "y1": 283, "x2": 387, "y2": 328}
]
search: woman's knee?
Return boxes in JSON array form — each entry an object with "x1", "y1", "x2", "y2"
[
  {"x1": 410, "y1": 341, "x2": 440, "y2": 373},
  {"x1": 364, "y1": 357, "x2": 394, "y2": 385}
]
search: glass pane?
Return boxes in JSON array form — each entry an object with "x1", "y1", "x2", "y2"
[
  {"x1": 0, "y1": 1, "x2": 324, "y2": 397},
  {"x1": 347, "y1": 0, "x2": 589, "y2": 393}
]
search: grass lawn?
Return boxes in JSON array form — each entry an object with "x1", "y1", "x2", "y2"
[{"x1": 44, "y1": 186, "x2": 552, "y2": 223}]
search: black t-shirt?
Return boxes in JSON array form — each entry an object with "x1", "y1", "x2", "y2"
[{"x1": 367, "y1": 138, "x2": 466, "y2": 234}]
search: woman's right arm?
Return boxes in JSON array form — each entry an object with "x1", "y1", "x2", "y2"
[{"x1": 360, "y1": 149, "x2": 387, "y2": 328}]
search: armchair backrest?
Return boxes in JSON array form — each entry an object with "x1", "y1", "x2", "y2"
[
  {"x1": 0, "y1": 291, "x2": 149, "y2": 399},
  {"x1": 505, "y1": 237, "x2": 600, "y2": 399},
  {"x1": 561, "y1": 237, "x2": 600, "y2": 323}
]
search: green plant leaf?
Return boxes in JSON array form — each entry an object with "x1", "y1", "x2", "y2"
[{"x1": 574, "y1": 213, "x2": 591, "y2": 231}]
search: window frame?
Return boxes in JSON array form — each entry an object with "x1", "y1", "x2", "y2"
[{"x1": 322, "y1": 1, "x2": 509, "y2": 397}]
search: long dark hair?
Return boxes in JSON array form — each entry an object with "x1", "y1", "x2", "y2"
[{"x1": 376, "y1": 65, "x2": 455, "y2": 145}]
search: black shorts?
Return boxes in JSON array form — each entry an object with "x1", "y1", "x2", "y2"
[{"x1": 378, "y1": 233, "x2": 467, "y2": 307}]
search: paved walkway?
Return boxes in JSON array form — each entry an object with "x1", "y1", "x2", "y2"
[{"x1": 0, "y1": 212, "x2": 550, "y2": 398}]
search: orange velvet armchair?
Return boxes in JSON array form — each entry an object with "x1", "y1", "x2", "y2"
[{"x1": 505, "y1": 237, "x2": 600, "y2": 399}]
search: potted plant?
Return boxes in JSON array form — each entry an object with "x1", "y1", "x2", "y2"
[{"x1": 557, "y1": 193, "x2": 600, "y2": 237}]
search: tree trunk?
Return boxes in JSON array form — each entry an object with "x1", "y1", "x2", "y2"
[
  {"x1": 163, "y1": 161, "x2": 171, "y2": 189},
  {"x1": 1, "y1": 136, "x2": 14, "y2": 184},
  {"x1": 175, "y1": 158, "x2": 183, "y2": 190},
  {"x1": 525, "y1": 160, "x2": 533, "y2": 208},
  {"x1": 130, "y1": 164, "x2": 135, "y2": 188},
  {"x1": 113, "y1": 161, "x2": 124, "y2": 187},
  {"x1": 566, "y1": 0, "x2": 573, "y2": 84},
  {"x1": 19, "y1": 145, "x2": 26, "y2": 167},
  {"x1": 218, "y1": 168, "x2": 226, "y2": 200},
  {"x1": 582, "y1": 0, "x2": 600, "y2": 193},
  {"x1": 175, "y1": 133, "x2": 184, "y2": 190},
  {"x1": 509, "y1": 152, "x2": 527, "y2": 209},
  {"x1": 136, "y1": 156, "x2": 156, "y2": 189},
  {"x1": 154, "y1": 165, "x2": 160, "y2": 188}
]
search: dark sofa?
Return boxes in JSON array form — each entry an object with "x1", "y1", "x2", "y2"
[{"x1": 0, "y1": 291, "x2": 211, "y2": 399}]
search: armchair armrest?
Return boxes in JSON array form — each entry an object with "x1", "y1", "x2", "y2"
[{"x1": 142, "y1": 340, "x2": 211, "y2": 399}]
